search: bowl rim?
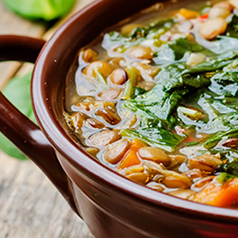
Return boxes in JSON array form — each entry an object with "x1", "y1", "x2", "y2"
[{"x1": 32, "y1": 0, "x2": 238, "y2": 222}]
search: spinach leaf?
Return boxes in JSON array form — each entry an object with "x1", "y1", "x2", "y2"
[
  {"x1": 102, "y1": 18, "x2": 174, "y2": 53},
  {"x1": 204, "y1": 98, "x2": 237, "y2": 114},
  {"x1": 202, "y1": 113, "x2": 238, "y2": 149},
  {"x1": 186, "y1": 50, "x2": 238, "y2": 73},
  {"x1": 154, "y1": 37, "x2": 214, "y2": 65},
  {"x1": 209, "y1": 60, "x2": 238, "y2": 96},
  {"x1": 129, "y1": 17, "x2": 174, "y2": 39},
  {"x1": 124, "y1": 83, "x2": 185, "y2": 120},
  {"x1": 217, "y1": 160, "x2": 238, "y2": 177},
  {"x1": 211, "y1": 148, "x2": 238, "y2": 177},
  {"x1": 3, "y1": 0, "x2": 75, "y2": 21},
  {"x1": 134, "y1": 87, "x2": 147, "y2": 97},
  {"x1": 204, "y1": 127, "x2": 238, "y2": 149},
  {"x1": 125, "y1": 49, "x2": 230, "y2": 121},
  {"x1": 0, "y1": 72, "x2": 36, "y2": 160},
  {"x1": 226, "y1": 14, "x2": 238, "y2": 38},
  {"x1": 120, "y1": 118, "x2": 185, "y2": 152}
]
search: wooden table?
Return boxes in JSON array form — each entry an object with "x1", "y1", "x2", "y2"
[{"x1": 0, "y1": 1, "x2": 95, "y2": 237}]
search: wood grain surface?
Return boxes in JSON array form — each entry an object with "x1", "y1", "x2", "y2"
[{"x1": 0, "y1": 0, "x2": 96, "y2": 237}]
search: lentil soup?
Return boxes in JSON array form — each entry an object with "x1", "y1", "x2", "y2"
[{"x1": 64, "y1": 0, "x2": 238, "y2": 208}]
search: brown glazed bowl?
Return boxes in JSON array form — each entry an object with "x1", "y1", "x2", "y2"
[{"x1": 1, "y1": 0, "x2": 238, "y2": 237}]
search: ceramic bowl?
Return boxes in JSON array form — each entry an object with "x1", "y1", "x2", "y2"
[{"x1": 0, "y1": 0, "x2": 238, "y2": 237}]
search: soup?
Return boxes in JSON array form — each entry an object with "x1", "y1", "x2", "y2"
[{"x1": 64, "y1": 0, "x2": 238, "y2": 208}]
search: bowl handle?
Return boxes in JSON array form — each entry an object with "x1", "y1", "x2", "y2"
[{"x1": 0, "y1": 35, "x2": 78, "y2": 215}]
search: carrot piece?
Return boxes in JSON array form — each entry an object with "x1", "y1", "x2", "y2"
[
  {"x1": 118, "y1": 138, "x2": 145, "y2": 169},
  {"x1": 130, "y1": 138, "x2": 146, "y2": 150},
  {"x1": 192, "y1": 178, "x2": 238, "y2": 207}
]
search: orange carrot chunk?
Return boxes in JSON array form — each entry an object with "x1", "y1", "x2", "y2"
[
  {"x1": 118, "y1": 138, "x2": 145, "y2": 169},
  {"x1": 192, "y1": 178, "x2": 238, "y2": 208}
]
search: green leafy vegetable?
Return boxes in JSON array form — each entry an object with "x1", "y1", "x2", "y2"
[
  {"x1": 3, "y1": 0, "x2": 75, "y2": 21},
  {"x1": 124, "y1": 83, "x2": 185, "y2": 120},
  {"x1": 226, "y1": 14, "x2": 238, "y2": 38},
  {"x1": 202, "y1": 113, "x2": 238, "y2": 149},
  {"x1": 209, "y1": 59, "x2": 238, "y2": 97},
  {"x1": 120, "y1": 118, "x2": 185, "y2": 152},
  {"x1": 217, "y1": 157, "x2": 238, "y2": 177},
  {"x1": 133, "y1": 87, "x2": 147, "y2": 97},
  {"x1": 0, "y1": 72, "x2": 36, "y2": 160},
  {"x1": 102, "y1": 18, "x2": 175, "y2": 53},
  {"x1": 186, "y1": 50, "x2": 238, "y2": 74},
  {"x1": 154, "y1": 37, "x2": 213, "y2": 65}
]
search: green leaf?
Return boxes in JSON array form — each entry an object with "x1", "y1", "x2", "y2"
[
  {"x1": 186, "y1": 50, "x2": 238, "y2": 74},
  {"x1": 120, "y1": 118, "x2": 185, "y2": 152},
  {"x1": 3, "y1": 0, "x2": 75, "y2": 21},
  {"x1": 0, "y1": 72, "x2": 36, "y2": 160},
  {"x1": 202, "y1": 113, "x2": 238, "y2": 149},
  {"x1": 102, "y1": 18, "x2": 175, "y2": 53},
  {"x1": 154, "y1": 37, "x2": 213, "y2": 65},
  {"x1": 209, "y1": 59, "x2": 238, "y2": 97},
  {"x1": 226, "y1": 14, "x2": 238, "y2": 38},
  {"x1": 125, "y1": 84, "x2": 184, "y2": 120}
]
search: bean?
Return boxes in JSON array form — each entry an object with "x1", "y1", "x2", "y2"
[
  {"x1": 138, "y1": 147, "x2": 171, "y2": 166},
  {"x1": 163, "y1": 174, "x2": 192, "y2": 189},
  {"x1": 199, "y1": 18, "x2": 227, "y2": 40},
  {"x1": 167, "y1": 155, "x2": 186, "y2": 169},
  {"x1": 82, "y1": 48, "x2": 97, "y2": 62},
  {"x1": 193, "y1": 176, "x2": 215, "y2": 191},
  {"x1": 137, "y1": 81, "x2": 156, "y2": 91},
  {"x1": 75, "y1": 97, "x2": 97, "y2": 112},
  {"x1": 109, "y1": 68, "x2": 128, "y2": 85},
  {"x1": 95, "y1": 103, "x2": 121, "y2": 125},
  {"x1": 121, "y1": 114, "x2": 138, "y2": 129},
  {"x1": 229, "y1": 0, "x2": 238, "y2": 9},
  {"x1": 83, "y1": 61, "x2": 112, "y2": 78},
  {"x1": 221, "y1": 138, "x2": 238, "y2": 148},
  {"x1": 69, "y1": 112, "x2": 85, "y2": 130},
  {"x1": 183, "y1": 169, "x2": 203, "y2": 179},
  {"x1": 122, "y1": 165, "x2": 144, "y2": 175},
  {"x1": 98, "y1": 87, "x2": 122, "y2": 101},
  {"x1": 189, "y1": 154, "x2": 223, "y2": 172},
  {"x1": 177, "y1": 20, "x2": 192, "y2": 33},
  {"x1": 134, "y1": 62, "x2": 159, "y2": 81},
  {"x1": 128, "y1": 46, "x2": 153, "y2": 60},
  {"x1": 168, "y1": 189, "x2": 195, "y2": 199},
  {"x1": 209, "y1": 6, "x2": 231, "y2": 19},
  {"x1": 86, "y1": 118, "x2": 105, "y2": 129},
  {"x1": 146, "y1": 182, "x2": 165, "y2": 192},
  {"x1": 87, "y1": 130, "x2": 121, "y2": 148},
  {"x1": 126, "y1": 172, "x2": 149, "y2": 184},
  {"x1": 186, "y1": 53, "x2": 206, "y2": 66},
  {"x1": 104, "y1": 139, "x2": 130, "y2": 164},
  {"x1": 214, "y1": 1, "x2": 234, "y2": 11}
]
